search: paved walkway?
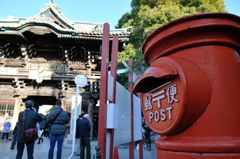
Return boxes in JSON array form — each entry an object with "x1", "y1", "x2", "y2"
[
  {"x1": 0, "y1": 137, "x2": 96, "y2": 159},
  {"x1": 0, "y1": 137, "x2": 156, "y2": 159}
]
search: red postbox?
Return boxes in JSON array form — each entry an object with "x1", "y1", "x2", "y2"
[{"x1": 134, "y1": 13, "x2": 240, "y2": 159}]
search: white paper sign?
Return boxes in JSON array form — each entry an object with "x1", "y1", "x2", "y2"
[{"x1": 108, "y1": 75, "x2": 142, "y2": 145}]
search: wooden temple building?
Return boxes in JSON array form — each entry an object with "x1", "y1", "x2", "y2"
[{"x1": 0, "y1": 2, "x2": 130, "y2": 136}]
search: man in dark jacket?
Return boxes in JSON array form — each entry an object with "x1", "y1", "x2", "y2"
[
  {"x1": 10, "y1": 122, "x2": 18, "y2": 150},
  {"x1": 76, "y1": 114, "x2": 91, "y2": 159},
  {"x1": 16, "y1": 100, "x2": 43, "y2": 159},
  {"x1": 46, "y1": 99, "x2": 70, "y2": 159}
]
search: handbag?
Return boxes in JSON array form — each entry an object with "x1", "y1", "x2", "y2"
[
  {"x1": 24, "y1": 128, "x2": 38, "y2": 143},
  {"x1": 22, "y1": 111, "x2": 38, "y2": 143}
]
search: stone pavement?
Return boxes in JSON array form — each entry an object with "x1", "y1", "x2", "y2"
[
  {"x1": 0, "y1": 137, "x2": 156, "y2": 159},
  {"x1": 118, "y1": 143, "x2": 157, "y2": 159},
  {"x1": 0, "y1": 137, "x2": 97, "y2": 159}
]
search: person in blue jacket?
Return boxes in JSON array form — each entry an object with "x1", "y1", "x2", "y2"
[{"x1": 1, "y1": 117, "x2": 11, "y2": 142}]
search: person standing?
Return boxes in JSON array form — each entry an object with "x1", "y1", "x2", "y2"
[
  {"x1": 1, "y1": 117, "x2": 11, "y2": 142},
  {"x1": 75, "y1": 113, "x2": 83, "y2": 156},
  {"x1": 76, "y1": 113, "x2": 91, "y2": 159},
  {"x1": 16, "y1": 100, "x2": 43, "y2": 159},
  {"x1": 10, "y1": 122, "x2": 18, "y2": 150},
  {"x1": 142, "y1": 118, "x2": 151, "y2": 151},
  {"x1": 36, "y1": 122, "x2": 44, "y2": 144},
  {"x1": 46, "y1": 99, "x2": 70, "y2": 159}
]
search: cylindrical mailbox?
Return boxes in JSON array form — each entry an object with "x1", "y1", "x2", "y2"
[{"x1": 134, "y1": 13, "x2": 240, "y2": 159}]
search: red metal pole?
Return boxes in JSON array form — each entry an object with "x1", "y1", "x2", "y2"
[
  {"x1": 138, "y1": 93, "x2": 144, "y2": 159},
  {"x1": 110, "y1": 36, "x2": 118, "y2": 103},
  {"x1": 139, "y1": 140, "x2": 143, "y2": 159},
  {"x1": 98, "y1": 23, "x2": 110, "y2": 159},
  {"x1": 109, "y1": 36, "x2": 119, "y2": 159},
  {"x1": 128, "y1": 59, "x2": 134, "y2": 159}
]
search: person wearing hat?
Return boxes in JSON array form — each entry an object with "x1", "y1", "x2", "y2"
[
  {"x1": 46, "y1": 99, "x2": 70, "y2": 159},
  {"x1": 16, "y1": 100, "x2": 43, "y2": 159}
]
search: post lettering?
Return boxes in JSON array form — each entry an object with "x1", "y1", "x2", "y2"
[
  {"x1": 154, "y1": 111, "x2": 160, "y2": 122},
  {"x1": 160, "y1": 109, "x2": 166, "y2": 121},
  {"x1": 144, "y1": 82, "x2": 179, "y2": 123},
  {"x1": 149, "y1": 112, "x2": 154, "y2": 123},
  {"x1": 166, "y1": 107, "x2": 173, "y2": 120}
]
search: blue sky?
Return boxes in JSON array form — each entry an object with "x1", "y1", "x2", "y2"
[
  {"x1": 0, "y1": 0, "x2": 132, "y2": 28},
  {"x1": 0, "y1": 0, "x2": 239, "y2": 28},
  {"x1": 225, "y1": 0, "x2": 240, "y2": 16}
]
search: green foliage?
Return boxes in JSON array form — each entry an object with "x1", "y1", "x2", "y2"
[
  {"x1": 117, "y1": 44, "x2": 136, "y2": 63},
  {"x1": 116, "y1": 0, "x2": 225, "y2": 86},
  {"x1": 116, "y1": 44, "x2": 147, "y2": 86},
  {"x1": 117, "y1": 13, "x2": 131, "y2": 28}
]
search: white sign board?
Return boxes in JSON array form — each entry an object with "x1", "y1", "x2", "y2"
[
  {"x1": 108, "y1": 75, "x2": 142, "y2": 145},
  {"x1": 106, "y1": 103, "x2": 118, "y2": 129}
]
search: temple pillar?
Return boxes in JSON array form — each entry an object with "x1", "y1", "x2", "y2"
[
  {"x1": 87, "y1": 99, "x2": 94, "y2": 139},
  {"x1": 12, "y1": 97, "x2": 23, "y2": 129}
]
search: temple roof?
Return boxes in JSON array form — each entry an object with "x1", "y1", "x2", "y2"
[{"x1": 0, "y1": 2, "x2": 130, "y2": 41}]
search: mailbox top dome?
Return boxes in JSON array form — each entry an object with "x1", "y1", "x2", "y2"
[{"x1": 142, "y1": 12, "x2": 240, "y2": 65}]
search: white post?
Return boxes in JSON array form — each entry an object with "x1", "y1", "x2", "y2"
[
  {"x1": 67, "y1": 86, "x2": 80, "y2": 159},
  {"x1": 67, "y1": 75, "x2": 87, "y2": 159}
]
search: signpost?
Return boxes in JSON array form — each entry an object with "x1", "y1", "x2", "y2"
[{"x1": 67, "y1": 75, "x2": 87, "y2": 159}]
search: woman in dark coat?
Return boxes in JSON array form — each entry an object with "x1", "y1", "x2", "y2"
[{"x1": 16, "y1": 100, "x2": 42, "y2": 159}]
